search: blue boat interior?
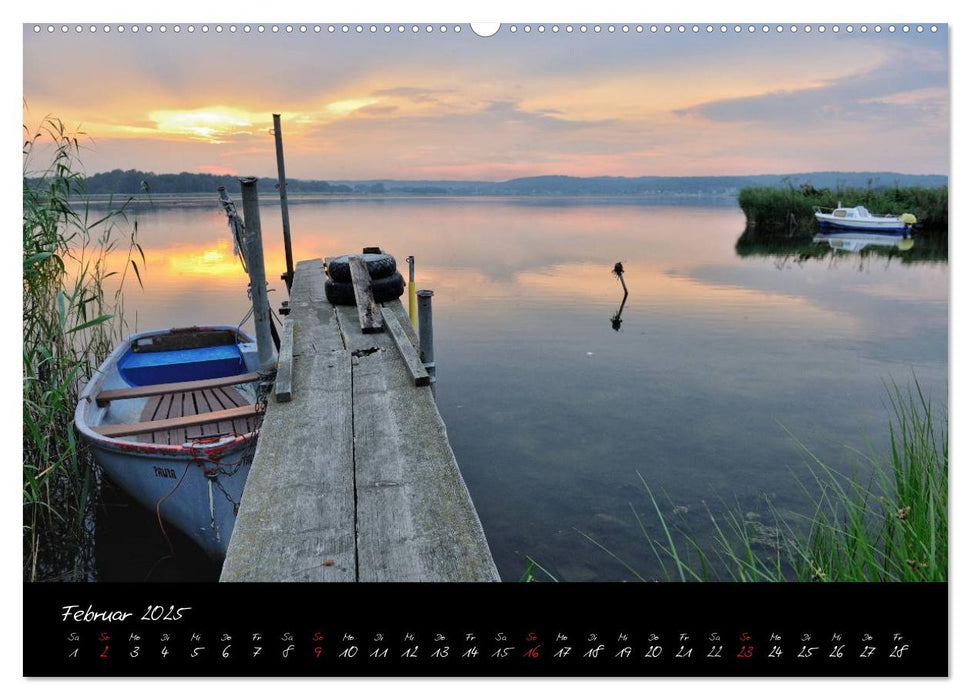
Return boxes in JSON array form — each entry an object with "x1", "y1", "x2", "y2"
[{"x1": 119, "y1": 342, "x2": 247, "y2": 386}]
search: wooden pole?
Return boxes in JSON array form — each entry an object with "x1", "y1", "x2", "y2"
[
  {"x1": 272, "y1": 114, "x2": 295, "y2": 293},
  {"x1": 417, "y1": 290, "x2": 435, "y2": 394},
  {"x1": 239, "y1": 177, "x2": 276, "y2": 374},
  {"x1": 275, "y1": 317, "x2": 295, "y2": 402}
]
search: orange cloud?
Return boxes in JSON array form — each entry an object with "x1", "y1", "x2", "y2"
[{"x1": 22, "y1": 30, "x2": 948, "y2": 180}]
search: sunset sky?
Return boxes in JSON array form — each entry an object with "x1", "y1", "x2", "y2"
[{"x1": 22, "y1": 23, "x2": 949, "y2": 180}]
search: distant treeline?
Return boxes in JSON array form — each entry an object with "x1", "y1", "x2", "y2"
[
  {"x1": 71, "y1": 169, "x2": 354, "y2": 195},
  {"x1": 738, "y1": 183, "x2": 948, "y2": 240},
  {"x1": 35, "y1": 168, "x2": 949, "y2": 198},
  {"x1": 332, "y1": 172, "x2": 947, "y2": 196}
]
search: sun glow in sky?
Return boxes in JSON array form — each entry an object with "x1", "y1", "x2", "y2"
[
  {"x1": 22, "y1": 25, "x2": 948, "y2": 180},
  {"x1": 148, "y1": 108, "x2": 256, "y2": 142}
]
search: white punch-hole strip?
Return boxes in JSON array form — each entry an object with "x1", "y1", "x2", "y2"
[{"x1": 28, "y1": 23, "x2": 940, "y2": 35}]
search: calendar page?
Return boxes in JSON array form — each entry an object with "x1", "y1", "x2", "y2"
[{"x1": 21, "y1": 16, "x2": 949, "y2": 679}]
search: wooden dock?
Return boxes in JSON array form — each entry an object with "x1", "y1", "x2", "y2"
[{"x1": 220, "y1": 258, "x2": 500, "y2": 582}]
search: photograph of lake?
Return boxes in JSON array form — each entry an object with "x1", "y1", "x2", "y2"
[{"x1": 23, "y1": 22, "x2": 947, "y2": 594}]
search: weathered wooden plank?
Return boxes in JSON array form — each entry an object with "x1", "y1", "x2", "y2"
[
  {"x1": 93, "y1": 404, "x2": 258, "y2": 439},
  {"x1": 302, "y1": 259, "x2": 328, "y2": 304},
  {"x1": 221, "y1": 259, "x2": 356, "y2": 582},
  {"x1": 275, "y1": 317, "x2": 295, "y2": 403},
  {"x1": 381, "y1": 307, "x2": 429, "y2": 387},
  {"x1": 169, "y1": 392, "x2": 188, "y2": 445},
  {"x1": 97, "y1": 372, "x2": 260, "y2": 407},
  {"x1": 336, "y1": 301, "x2": 499, "y2": 582},
  {"x1": 138, "y1": 395, "x2": 162, "y2": 444},
  {"x1": 383, "y1": 298, "x2": 421, "y2": 351},
  {"x1": 201, "y1": 388, "x2": 234, "y2": 436},
  {"x1": 213, "y1": 385, "x2": 252, "y2": 436},
  {"x1": 187, "y1": 390, "x2": 216, "y2": 438},
  {"x1": 347, "y1": 255, "x2": 384, "y2": 334},
  {"x1": 216, "y1": 385, "x2": 247, "y2": 408},
  {"x1": 142, "y1": 393, "x2": 168, "y2": 444}
]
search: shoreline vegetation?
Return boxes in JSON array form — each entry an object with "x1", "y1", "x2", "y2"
[
  {"x1": 737, "y1": 182, "x2": 948, "y2": 239},
  {"x1": 34, "y1": 167, "x2": 946, "y2": 199},
  {"x1": 72, "y1": 191, "x2": 744, "y2": 211},
  {"x1": 23, "y1": 119, "x2": 142, "y2": 581},
  {"x1": 573, "y1": 383, "x2": 947, "y2": 584},
  {"x1": 735, "y1": 182, "x2": 948, "y2": 263}
]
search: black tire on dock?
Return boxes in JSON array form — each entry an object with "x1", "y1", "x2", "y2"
[
  {"x1": 324, "y1": 271, "x2": 406, "y2": 306},
  {"x1": 327, "y1": 253, "x2": 397, "y2": 283}
]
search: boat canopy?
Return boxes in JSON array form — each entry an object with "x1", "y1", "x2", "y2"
[{"x1": 832, "y1": 206, "x2": 872, "y2": 219}]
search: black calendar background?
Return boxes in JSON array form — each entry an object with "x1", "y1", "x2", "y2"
[{"x1": 24, "y1": 582, "x2": 946, "y2": 677}]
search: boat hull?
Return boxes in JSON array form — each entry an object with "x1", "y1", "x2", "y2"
[
  {"x1": 91, "y1": 438, "x2": 253, "y2": 559},
  {"x1": 815, "y1": 214, "x2": 912, "y2": 234},
  {"x1": 75, "y1": 326, "x2": 263, "y2": 561}
]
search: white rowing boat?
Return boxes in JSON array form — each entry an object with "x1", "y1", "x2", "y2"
[{"x1": 75, "y1": 326, "x2": 265, "y2": 559}]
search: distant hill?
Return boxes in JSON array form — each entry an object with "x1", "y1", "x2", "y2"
[
  {"x1": 54, "y1": 168, "x2": 947, "y2": 197},
  {"x1": 332, "y1": 172, "x2": 947, "y2": 196},
  {"x1": 74, "y1": 169, "x2": 353, "y2": 195}
]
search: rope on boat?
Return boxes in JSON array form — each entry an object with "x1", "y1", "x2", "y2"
[
  {"x1": 148, "y1": 385, "x2": 268, "y2": 552},
  {"x1": 217, "y1": 186, "x2": 249, "y2": 273},
  {"x1": 217, "y1": 186, "x2": 283, "y2": 352},
  {"x1": 207, "y1": 479, "x2": 216, "y2": 533},
  {"x1": 235, "y1": 305, "x2": 255, "y2": 346},
  {"x1": 209, "y1": 475, "x2": 241, "y2": 517},
  {"x1": 186, "y1": 386, "x2": 268, "y2": 518},
  {"x1": 154, "y1": 464, "x2": 192, "y2": 556}
]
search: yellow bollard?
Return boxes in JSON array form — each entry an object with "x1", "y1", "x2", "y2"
[{"x1": 406, "y1": 255, "x2": 417, "y2": 329}]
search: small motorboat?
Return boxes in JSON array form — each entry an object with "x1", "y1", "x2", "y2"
[
  {"x1": 814, "y1": 202, "x2": 917, "y2": 234},
  {"x1": 74, "y1": 326, "x2": 266, "y2": 559}
]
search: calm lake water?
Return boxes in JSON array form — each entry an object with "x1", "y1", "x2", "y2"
[{"x1": 93, "y1": 196, "x2": 948, "y2": 582}]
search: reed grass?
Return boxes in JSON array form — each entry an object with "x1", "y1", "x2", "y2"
[
  {"x1": 519, "y1": 556, "x2": 560, "y2": 582},
  {"x1": 591, "y1": 383, "x2": 947, "y2": 583},
  {"x1": 23, "y1": 117, "x2": 143, "y2": 581},
  {"x1": 790, "y1": 382, "x2": 947, "y2": 582}
]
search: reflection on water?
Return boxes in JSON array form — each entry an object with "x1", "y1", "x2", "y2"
[
  {"x1": 94, "y1": 197, "x2": 948, "y2": 582},
  {"x1": 609, "y1": 293, "x2": 628, "y2": 332},
  {"x1": 735, "y1": 226, "x2": 947, "y2": 266},
  {"x1": 812, "y1": 232, "x2": 915, "y2": 254},
  {"x1": 609, "y1": 263, "x2": 628, "y2": 332}
]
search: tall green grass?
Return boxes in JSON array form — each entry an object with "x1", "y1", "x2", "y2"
[
  {"x1": 23, "y1": 118, "x2": 143, "y2": 581},
  {"x1": 793, "y1": 383, "x2": 947, "y2": 582},
  {"x1": 603, "y1": 384, "x2": 947, "y2": 583}
]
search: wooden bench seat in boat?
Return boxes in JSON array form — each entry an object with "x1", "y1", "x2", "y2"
[
  {"x1": 92, "y1": 385, "x2": 259, "y2": 444},
  {"x1": 95, "y1": 372, "x2": 260, "y2": 407}
]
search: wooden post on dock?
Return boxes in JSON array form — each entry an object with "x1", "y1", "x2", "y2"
[
  {"x1": 272, "y1": 114, "x2": 295, "y2": 293},
  {"x1": 417, "y1": 290, "x2": 435, "y2": 392},
  {"x1": 239, "y1": 177, "x2": 276, "y2": 374}
]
